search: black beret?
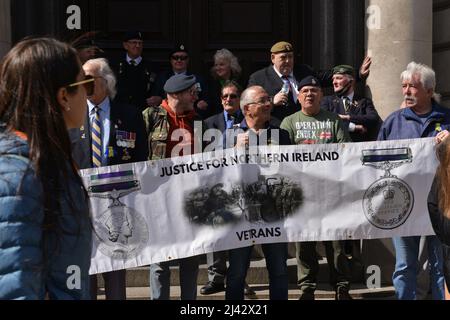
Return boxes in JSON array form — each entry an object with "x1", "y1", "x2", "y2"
[
  {"x1": 123, "y1": 31, "x2": 143, "y2": 42},
  {"x1": 164, "y1": 74, "x2": 197, "y2": 94},
  {"x1": 298, "y1": 76, "x2": 321, "y2": 91},
  {"x1": 170, "y1": 44, "x2": 189, "y2": 57},
  {"x1": 332, "y1": 64, "x2": 355, "y2": 76}
]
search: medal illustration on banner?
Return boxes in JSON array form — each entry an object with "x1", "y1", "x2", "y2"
[
  {"x1": 361, "y1": 147, "x2": 414, "y2": 229},
  {"x1": 88, "y1": 170, "x2": 148, "y2": 259}
]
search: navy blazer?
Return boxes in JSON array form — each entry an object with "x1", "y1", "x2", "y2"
[
  {"x1": 71, "y1": 101, "x2": 149, "y2": 169},
  {"x1": 321, "y1": 94, "x2": 382, "y2": 142}
]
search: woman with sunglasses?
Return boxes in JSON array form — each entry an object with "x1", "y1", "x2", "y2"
[{"x1": 0, "y1": 37, "x2": 94, "y2": 299}]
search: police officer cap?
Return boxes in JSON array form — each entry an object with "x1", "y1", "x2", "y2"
[
  {"x1": 164, "y1": 74, "x2": 197, "y2": 94},
  {"x1": 170, "y1": 44, "x2": 189, "y2": 57},
  {"x1": 297, "y1": 76, "x2": 321, "y2": 91},
  {"x1": 332, "y1": 65, "x2": 355, "y2": 76},
  {"x1": 123, "y1": 31, "x2": 143, "y2": 42},
  {"x1": 271, "y1": 41, "x2": 294, "y2": 54}
]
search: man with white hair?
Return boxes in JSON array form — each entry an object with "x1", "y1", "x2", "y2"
[
  {"x1": 71, "y1": 58, "x2": 149, "y2": 299},
  {"x1": 378, "y1": 61, "x2": 450, "y2": 300}
]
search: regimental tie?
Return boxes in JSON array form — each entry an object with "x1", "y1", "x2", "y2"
[
  {"x1": 130, "y1": 59, "x2": 136, "y2": 66},
  {"x1": 343, "y1": 96, "x2": 351, "y2": 113},
  {"x1": 91, "y1": 105, "x2": 103, "y2": 167}
]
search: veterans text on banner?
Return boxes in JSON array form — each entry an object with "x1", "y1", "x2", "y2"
[{"x1": 79, "y1": 138, "x2": 438, "y2": 274}]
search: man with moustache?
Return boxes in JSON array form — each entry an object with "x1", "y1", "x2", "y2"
[
  {"x1": 378, "y1": 62, "x2": 450, "y2": 300},
  {"x1": 142, "y1": 74, "x2": 203, "y2": 300},
  {"x1": 281, "y1": 76, "x2": 353, "y2": 300}
]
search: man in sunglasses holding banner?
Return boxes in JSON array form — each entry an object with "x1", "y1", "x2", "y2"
[
  {"x1": 71, "y1": 58, "x2": 149, "y2": 299},
  {"x1": 149, "y1": 44, "x2": 210, "y2": 118}
]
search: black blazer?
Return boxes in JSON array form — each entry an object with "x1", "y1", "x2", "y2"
[
  {"x1": 247, "y1": 64, "x2": 333, "y2": 121},
  {"x1": 321, "y1": 94, "x2": 382, "y2": 142},
  {"x1": 71, "y1": 101, "x2": 149, "y2": 170}
]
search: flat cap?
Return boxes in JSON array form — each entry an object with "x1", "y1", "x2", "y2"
[
  {"x1": 164, "y1": 74, "x2": 197, "y2": 94},
  {"x1": 170, "y1": 43, "x2": 189, "y2": 57},
  {"x1": 123, "y1": 31, "x2": 143, "y2": 42},
  {"x1": 271, "y1": 41, "x2": 293, "y2": 54},
  {"x1": 298, "y1": 76, "x2": 321, "y2": 91},
  {"x1": 332, "y1": 64, "x2": 355, "y2": 76}
]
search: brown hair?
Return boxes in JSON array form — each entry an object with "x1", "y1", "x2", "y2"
[
  {"x1": 437, "y1": 137, "x2": 450, "y2": 218},
  {"x1": 0, "y1": 37, "x2": 86, "y2": 231}
]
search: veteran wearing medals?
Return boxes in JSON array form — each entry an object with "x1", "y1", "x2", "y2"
[
  {"x1": 71, "y1": 58, "x2": 149, "y2": 300},
  {"x1": 378, "y1": 62, "x2": 450, "y2": 300}
]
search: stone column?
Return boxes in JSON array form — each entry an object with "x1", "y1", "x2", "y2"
[
  {"x1": 365, "y1": 0, "x2": 433, "y2": 120},
  {"x1": 0, "y1": 0, "x2": 11, "y2": 58}
]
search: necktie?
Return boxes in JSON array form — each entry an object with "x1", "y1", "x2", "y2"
[
  {"x1": 130, "y1": 59, "x2": 136, "y2": 66},
  {"x1": 91, "y1": 106, "x2": 103, "y2": 167},
  {"x1": 343, "y1": 97, "x2": 351, "y2": 113},
  {"x1": 226, "y1": 114, "x2": 236, "y2": 129},
  {"x1": 282, "y1": 76, "x2": 295, "y2": 102}
]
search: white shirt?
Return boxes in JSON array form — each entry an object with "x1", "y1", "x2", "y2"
[{"x1": 273, "y1": 66, "x2": 299, "y2": 102}]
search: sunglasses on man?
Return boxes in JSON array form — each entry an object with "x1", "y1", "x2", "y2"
[
  {"x1": 171, "y1": 55, "x2": 188, "y2": 61},
  {"x1": 68, "y1": 75, "x2": 95, "y2": 96}
]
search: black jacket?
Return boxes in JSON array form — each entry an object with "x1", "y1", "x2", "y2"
[
  {"x1": 247, "y1": 64, "x2": 332, "y2": 121},
  {"x1": 71, "y1": 100, "x2": 149, "y2": 169},
  {"x1": 427, "y1": 176, "x2": 450, "y2": 288},
  {"x1": 321, "y1": 94, "x2": 382, "y2": 142}
]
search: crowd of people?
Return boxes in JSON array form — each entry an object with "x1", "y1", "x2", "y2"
[{"x1": 0, "y1": 30, "x2": 449, "y2": 301}]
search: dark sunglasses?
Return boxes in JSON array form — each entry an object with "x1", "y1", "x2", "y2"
[
  {"x1": 171, "y1": 55, "x2": 188, "y2": 61},
  {"x1": 68, "y1": 75, "x2": 95, "y2": 96},
  {"x1": 221, "y1": 93, "x2": 238, "y2": 99}
]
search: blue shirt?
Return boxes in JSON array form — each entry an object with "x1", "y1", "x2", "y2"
[
  {"x1": 224, "y1": 110, "x2": 242, "y2": 129},
  {"x1": 88, "y1": 97, "x2": 111, "y2": 166}
]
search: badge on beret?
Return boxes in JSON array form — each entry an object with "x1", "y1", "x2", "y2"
[{"x1": 180, "y1": 44, "x2": 185, "y2": 50}]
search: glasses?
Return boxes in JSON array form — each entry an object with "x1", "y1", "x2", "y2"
[
  {"x1": 171, "y1": 55, "x2": 188, "y2": 61},
  {"x1": 68, "y1": 75, "x2": 95, "y2": 96},
  {"x1": 221, "y1": 93, "x2": 238, "y2": 100},
  {"x1": 248, "y1": 96, "x2": 272, "y2": 106},
  {"x1": 127, "y1": 40, "x2": 143, "y2": 46}
]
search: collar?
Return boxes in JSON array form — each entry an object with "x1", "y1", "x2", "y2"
[
  {"x1": 224, "y1": 110, "x2": 242, "y2": 122},
  {"x1": 173, "y1": 70, "x2": 187, "y2": 76},
  {"x1": 88, "y1": 97, "x2": 111, "y2": 115},
  {"x1": 239, "y1": 118, "x2": 272, "y2": 131},
  {"x1": 273, "y1": 66, "x2": 294, "y2": 80},
  {"x1": 126, "y1": 54, "x2": 142, "y2": 66},
  {"x1": 342, "y1": 91, "x2": 355, "y2": 102},
  {"x1": 402, "y1": 102, "x2": 445, "y2": 121}
]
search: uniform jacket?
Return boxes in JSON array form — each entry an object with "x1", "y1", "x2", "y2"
[
  {"x1": 71, "y1": 101, "x2": 149, "y2": 169},
  {"x1": 247, "y1": 64, "x2": 332, "y2": 121},
  {"x1": 378, "y1": 103, "x2": 450, "y2": 140},
  {"x1": 321, "y1": 94, "x2": 382, "y2": 142},
  {"x1": 0, "y1": 127, "x2": 92, "y2": 300},
  {"x1": 113, "y1": 57, "x2": 157, "y2": 111},
  {"x1": 142, "y1": 103, "x2": 204, "y2": 160}
]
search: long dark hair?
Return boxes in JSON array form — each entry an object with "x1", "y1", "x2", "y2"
[{"x1": 0, "y1": 37, "x2": 86, "y2": 231}]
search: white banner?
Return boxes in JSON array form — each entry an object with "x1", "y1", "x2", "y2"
[{"x1": 80, "y1": 138, "x2": 439, "y2": 274}]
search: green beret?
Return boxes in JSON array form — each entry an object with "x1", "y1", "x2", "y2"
[
  {"x1": 332, "y1": 65, "x2": 355, "y2": 76},
  {"x1": 271, "y1": 41, "x2": 293, "y2": 54}
]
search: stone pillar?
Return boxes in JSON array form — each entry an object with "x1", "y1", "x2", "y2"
[
  {"x1": 0, "y1": 0, "x2": 11, "y2": 58},
  {"x1": 365, "y1": 0, "x2": 433, "y2": 119}
]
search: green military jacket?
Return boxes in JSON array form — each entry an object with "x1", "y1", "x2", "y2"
[{"x1": 142, "y1": 104, "x2": 204, "y2": 160}]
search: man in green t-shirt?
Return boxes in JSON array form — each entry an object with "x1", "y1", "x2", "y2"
[{"x1": 280, "y1": 76, "x2": 353, "y2": 300}]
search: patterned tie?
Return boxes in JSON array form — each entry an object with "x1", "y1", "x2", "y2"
[
  {"x1": 91, "y1": 106, "x2": 103, "y2": 167},
  {"x1": 130, "y1": 59, "x2": 136, "y2": 66},
  {"x1": 343, "y1": 96, "x2": 351, "y2": 113}
]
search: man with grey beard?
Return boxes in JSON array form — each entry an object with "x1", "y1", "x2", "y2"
[{"x1": 378, "y1": 61, "x2": 450, "y2": 300}]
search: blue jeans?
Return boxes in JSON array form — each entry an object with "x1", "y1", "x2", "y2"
[
  {"x1": 149, "y1": 256, "x2": 199, "y2": 300},
  {"x1": 392, "y1": 235, "x2": 444, "y2": 300},
  {"x1": 225, "y1": 242, "x2": 288, "y2": 300}
]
